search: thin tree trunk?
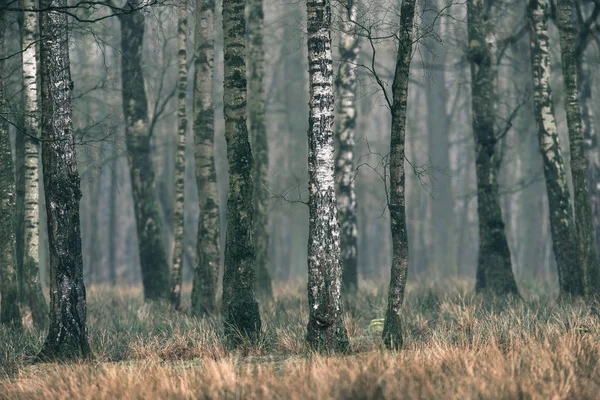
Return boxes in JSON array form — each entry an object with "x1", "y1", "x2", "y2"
[
  {"x1": 191, "y1": 0, "x2": 220, "y2": 317},
  {"x1": 556, "y1": 0, "x2": 600, "y2": 295},
  {"x1": 222, "y1": 0, "x2": 261, "y2": 345},
  {"x1": 170, "y1": 0, "x2": 189, "y2": 309},
  {"x1": 467, "y1": 0, "x2": 519, "y2": 296},
  {"x1": 305, "y1": 0, "x2": 349, "y2": 353},
  {"x1": 382, "y1": 0, "x2": 416, "y2": 351},
  {"x1": 109, "y1": 144, "x2": 118, "y2": 286},
  {"x1": 528, "y1": 0, "x2": 584, "y2": 296},
  {"x1": 247, "y1": 0, "x2": 273, "y2": 299},
  {"x1": 335, "y1": 0, "x2": 359, "y2": 293},
  {"x1": 117, "y1": 0, "x2": 170, "y2": 301},
  {"x1": 38, "y1": 0, "x2": 91, "y2": 360},
  {"x1": 0, "y1": 7, "x2": 23, "y2": 328},
  {"x1": 18, "y1": 0, "x2": 49, "y2": 329}
]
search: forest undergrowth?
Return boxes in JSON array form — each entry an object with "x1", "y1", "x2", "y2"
[{"x1": 1, "y1": 279, "x2": 600, "y2": 399}]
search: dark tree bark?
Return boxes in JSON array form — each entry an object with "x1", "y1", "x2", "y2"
[
  {"x1": 382, "y1": 0, "x2": 416, "y2": 351},
  {"x1": 38, "y1": 0, "x2": 91, "y2": 360},
  {"x1": 222, "y1": 0, "x2": 261, "y2": 345},
  {"x1": 191, "y1": 0, "x2": 220, "y2": 317},
  {"x1": 557, "y1": 0, "x2": 600, "y2": 295},
  {"x1": 117, "y1": 0, "x2": 170, "y2": 301},
  {"x1": 528, "y1": 0, "x2": 584, "y2": 296},
  {"x1": 467, "y1": 0, "x2": 519, "y2": 296},
  {"x1": 0, "y1": 6, "x2": 23, "y2": 328},
  {"x1": 335, "y1": 0, "x2": 359, "y2": 293},
  {"x1": 305, "y1": 0, "x2": 349, "y2": 353}
]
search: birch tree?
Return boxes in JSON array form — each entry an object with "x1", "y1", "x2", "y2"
[
  {"x1": 556, "y1": 0, "x2": 600, "y2": 295},
  {"x1": 381, "y1": 0, "x2": 416, "y2": 351},
  {"x1": 170, "y1": 0, "x2": 189, "y2": 309},
  {"x1": 191, "y1": 0, "x2": 220, "y2": 316},
  {"x1": 305, "y1": 0, "x2": 349, "y2": 353},
  {"x1": 467, "y1": 0, "x2": 519, "y2": 296},
  {"x1": 117, "y1": 0, "x2": 170, "y2": 301},
  {"x1": 222, "y1": 0, "x2": 261, "y2": 345},
  {"x1": 335, "y1": 0, "x2": 359, "y2": 293},
  {"x1": 18, "y1": 0, "x2": 49, "y2": 329},
  {"x1": 528, "y1": 0, "x2": 584, "y2": 296},
  {"x1": 38, "y1": 0, "x2": 91, "y2": 360},
  {"x1": 247, "y1": 0, "x2": 273, "y2": 299},
  {"x1": 0, "y1": 7, "x2": 23, "y2": 328}
]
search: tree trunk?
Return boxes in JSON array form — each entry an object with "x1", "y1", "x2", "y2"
[
  {"x1": 247, "y1": 0, "x2": 273, "y2": 299},
  {"x1": 467, "y1": 0, "x2": 519, "y2": 296},
  {"x1": 381, "y1": 0, "x2": 416, "y2": 351},
  {"x1": 38, "y1": 0, "x2": 91, "y2": 360},
  {"x1": 170, "y1": 0, "x2": 189, "y2": 309},
  {"x1": 17, "y1": 0, "x2": 49, "y2": 330},
  {"x1": 528, "y1": 0, "x2": 584, "y2": 296},
  {"x1": 191, "y1": 0, "x2": 220, "y2": 317},
  {"x1": 556, "y1": 0, "x2": 600, "y2": 295},
  {"x1": 305, "y1": 0, "x2": 349, "y2": 353},
  {"x1": 117, "y1": 1, "x2": 170, "y2": 301},
  {"x1": 334, "y1": 0, "x2": 359, "y2": 293},
  {"x1": 109, "y1": 144, "x2": 118, "y2": 286},
  {"x1": 0, "y1": 8, "x2": 23, "y2": 328},
  {"x1": 222, "y1": 0, "x2": 261, "y2": 345}
]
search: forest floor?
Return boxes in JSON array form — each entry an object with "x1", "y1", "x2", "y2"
[{"x1": 1, "y1": 279, "x2": 600, "y2": 399}]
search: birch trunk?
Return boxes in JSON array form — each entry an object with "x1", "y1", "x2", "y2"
[
  {"x1": 170, "y1": 0, "x2": 189, "y2": 309},
  {"x1": 38, "y1": 0, "x2": 91, "y2": 360},
  {"x1": 118, "y1": 0, "x2": 170, "y2": 301},
  {"x1": 247, "y1": 0, "x2": 273, "y2": 299},
  {"x1": 18, "y1": 0, "x2": 49, "y2": 330},
  {"x1": 222, "y1": 0, "x2": 261, "y2": 345},
  {"x1": 335, "y1": 0, "x2": 359, "y2": 293},
  {"x1": 305, "y1": 0, "x2": 349, "y2": 353},
  {"x1": 382, "y1": 0, "x2": 416, "y2": 350},
  {"x1": 191, "y1": 0, "x2": 220, "y2": 316},
  {"x1": 0, "y1": 8, "x2": 23, "y2": 328},
  {"x1": 556, "y1": 0, "x2": 600, "y2": 295},
  {"x1": 467, "y1": 0, "x2": 518, "y2": 296},
  {"x1": 528, "y1": 0, "x2": 584, "y2": 296}
]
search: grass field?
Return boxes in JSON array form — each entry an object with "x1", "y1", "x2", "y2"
[{"x1": 1, "y1": 279, "x2": 600, "y2": 399}]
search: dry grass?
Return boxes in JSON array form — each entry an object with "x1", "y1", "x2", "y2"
[{"x1": 1, "y1": 279, "x2": 600, "y2": 399}]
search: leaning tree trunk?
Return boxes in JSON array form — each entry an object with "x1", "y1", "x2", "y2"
[
  {"x1": 170, "y1": 0, "x2": 189, "y2": 309},
  {"x1": 247, "y1": 0, "x2": 273, "y2": 299},
  {"x1": 557, "y1": 0, "x2": 600, "y2": 295},
  {"x1": 117, "y1": 0, "x2": 170, "y2": 301},
  {"x1": 305, "y1": 0, "x2": 349, "y2": 353},
  {"x1": 335, "y1": 0, "x2": 360, "y2": 294},
  {"x1": 467, "y1": 0, "x2": 519, "y2": 296},
  {"x1": 222, "y1": 0, "x2": 261, "y2": 345},
  {"x1": 528, "y1": 0, "x2": 584, "y2": 297},
  {"x1": 0, "y1": 8, "x2": 23, "y2": 328},
  {"x1": 38, "y1": 0, "x2": 91, "y2": 360},
  {"x1": 381, "y1": 0, "x2": 416, "y2": 351},
  {"x1": 19, "y1": 0, "x2": 49, "y2": 330},
  {"x1": 191, "y1": 0, "x2": 220, "y2": 317}
]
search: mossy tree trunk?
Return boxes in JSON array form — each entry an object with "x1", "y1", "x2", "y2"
[
  {"x1": 335, "y1": 0, "x2": 359, "y2": 294},
  {"x1": 222, "y1": 0, "x2": 261, "y2": 345},
  {"x1": 0, "y1": 7, "x2": 23, "y2": 328},
  {"x1": 467, "y1": 0, "x2": 519, "y2": 296},
  {"x1": 191, "y1": 0, "x2": 220, "y2": 317},
  {"x1": 117, "y1": 0, "x2": 170, "y2": 301},
  {"x1": 381, "y1": 0, "x2": 416, "y2": 351},
  {"x1": 38, "y1": 0, "x2": 91, "y2": 360},
  {"x1": 556, "y1": 0, "x2": 600, "y2": 295},
  {"x1": 18, "y1": 0, "x2": 49, "y2": 330},
  {"x1": 528, "y1": 0, "x2": 584, "y2": 297},
  {"x1": 247, "y1": 0, "x2": 273, "y2": 299},
  {"x1": 305, "y1": 0, "x2": 349, "y2": 353},
  {"x1": 170, "y1": 0, "x2": 189, "y2": 309}
]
